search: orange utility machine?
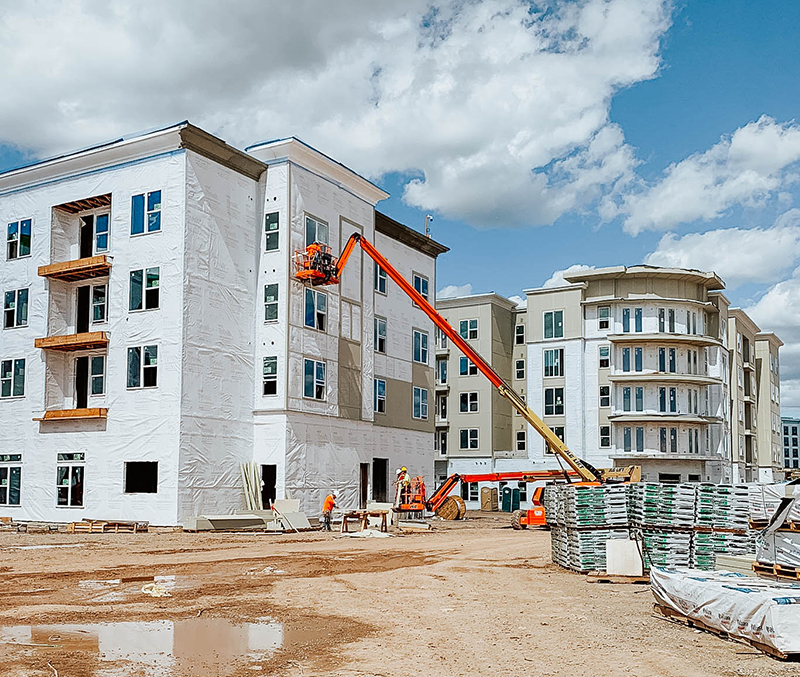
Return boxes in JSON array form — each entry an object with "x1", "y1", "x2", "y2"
[{"x1": 295, "y1": 233, "x2": 639, "y2": 523}]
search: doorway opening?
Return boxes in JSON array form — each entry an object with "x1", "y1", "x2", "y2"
[
  {"x1": 372, "y1": 458, "x2": 388, "y2": 503},
  {"x1": 261, "y1": 464, "x2": 277, "y2": 508},
  {"x1": 360, "y1": 463, "x2": 369, "y2": 509}
]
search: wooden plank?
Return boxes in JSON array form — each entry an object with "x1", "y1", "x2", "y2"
[
  {"x1": 38, "y1": 255, "x2": 111, "y2": 281},
  {"x1": 655, "y1": 603, "x2": 792, "y2": 660},
  {"x1": 586, "y1": 571, "x2": 649, "y2": 584},
  {"x1": 34, "y1": 408, "x2": 108, "y2": 422},
  {"x1": 34, "y1": 331, "x2": 109, "y2": 352}
]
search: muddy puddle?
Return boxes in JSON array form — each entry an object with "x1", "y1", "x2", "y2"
[{"x1": 1, "y1": 617, "x2": 304, "y2": 675}]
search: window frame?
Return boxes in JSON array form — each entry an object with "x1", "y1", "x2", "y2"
[
  {"x1": 303, "y1": 358, "x2": 326, "y2": 400},
  {"x1": 459, "y1": 391, "x2": 479, "y2": 413},
  {"x1": 3, "y1": 288, "x2": 29, "y2": 329},
  {"x1": 515, "y1": 324, "x2": 525, "y2": 344},
  {"x1": 56, "y1": 453, "x2": 86, "y2": 508},
  {"x1": 91, "y1": 283, "x2": 107, "y2": 324},
  {"x1": 598, "y1": 306, "x2": 610, "y2": 330},
  {"x1": 515, "y1": 359, "x2": 525, "y2": 380},
  {"x1": 412, "y1": 272, "x2": 429, "y2": 303},
  {"x1": 459, "y1": 356, "x2": 478, "y2": 376},
  {"x1": 459, "y1": 318, "x2": 478, "y2": 340},
  {"x1": 304, "y1": 214, "x2": 329, "y2": 247},
  {"x1": 263, "y1": 356, "x2": 278, "y2": 396},
  {"x1": 89, "y1": 355, "x2": 106, "y2": 396},
  {"x1": 374, "y1": 262, "x2": 387, "y2": 295},
  {"x1": 264, "y1": 283, "x2": 279, "y2": 323},
  {"x1": 129, "y1": 268, "x2": 160, "y2": 312},
  {"x1": 0, "y1": 456, "x2": 22, "y2": 506},
  {"x1": 0, "y1": 358, "x2": 25, "y2": 398},
  {"x1": 304, "y1": 288, "x2": 327, "y2": 332},
  {"x1": 598, "y1": 345, "x2": 610, "y2": 368},
  {"x1": 459, "y1": 428, "x2": 479, "y2": 450},
  {"x1": 599, "y1": 425, "x2": 611, "y2": 448},
  {"x1": 374, "y1": 378, "x2": 387, "y2": 414},
  {"x1": 634, "y1": 307, "x2": 643, "y2": 333},
  {"x1": 412, "y1": 329, "x2": 429, "y2": 365},
  {"x1": 413, "y1": 385, "x2": 428, "y2": 420},
  {"x1": 126, "y1": 344, "x2": 159, "y2": 389},
  {"x1": 131, "y1": 190, "x2": 162, "y2": 235},
  {"x1": 516, "y1": 430, "x2": 527, "y2": 452},
  {"x1": 544, "y1": 387, "x2": 564, "y2": 416},
  {"x1": 264, "y1": 212, "x2": 280, "y2": 251},
  {"x1": 543, "y1": 310, "x2": 564, "y2": 339},
  {"x1": 599, "y1": 385, "x2": 610, "y2": 408},
  {"x1": 374, "y1": 316, "x2": 387, "y2": 354},
  {"x1": 6, "y1": 219, "x2": 32, "y2": 260},
  {"x1": 543, "y1": 348, "x2": 564, "y2": 378}
]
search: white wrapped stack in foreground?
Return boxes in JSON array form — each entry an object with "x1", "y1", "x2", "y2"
[{"x1": 651, "y1": 568, "x2": 800, "y2": 658}]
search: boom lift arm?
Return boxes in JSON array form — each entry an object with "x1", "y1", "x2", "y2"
[{"x1": 296, "y1": 232, "x2": 604, "y2": 485}]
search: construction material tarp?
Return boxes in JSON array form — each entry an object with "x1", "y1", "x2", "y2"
[{"x1": 651, "y1": 567, "x2": 800, "y2": 656}]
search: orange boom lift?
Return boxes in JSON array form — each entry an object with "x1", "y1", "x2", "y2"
[{"x1": 295, "y1": 233, "x2": 639, "y2": 525}]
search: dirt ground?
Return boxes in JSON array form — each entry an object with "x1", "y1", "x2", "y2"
[{"x1": 0, "y1": 512, "x2": 797, "y2": 677}]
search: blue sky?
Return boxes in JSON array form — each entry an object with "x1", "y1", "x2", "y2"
[
  {"x1": 0, "y1": 0, "x2": 798, "y2": 412},
  {"x1": 376, "y1": 0, "x2": 800, "y2": 301}
]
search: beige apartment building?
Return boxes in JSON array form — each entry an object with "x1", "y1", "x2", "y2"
[{"x1": 435, "y1": 265, "x2": 783, "y2": 506}]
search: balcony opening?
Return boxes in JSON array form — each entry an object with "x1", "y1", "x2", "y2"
[
  {"x1": 77, "y1": 286, "x2": 91, "y2": 333},
  {"x1": 79, "y1": 216, "x2": 94, "y2": 258},
  {"x1": 75, "y1": 356, "x2": 89, "y2": 409}
]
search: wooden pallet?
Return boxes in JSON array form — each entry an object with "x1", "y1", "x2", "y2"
[
  {"x1": 654, "y1": 603, "x2": 797, "y2": 661},
  {"x1": 749, "y1": 519, "x2": 800, "y2": 533},
  {"x1": 586, "y1": 571, "x2": 649, "y2": 584},
  {"x1": 68, "y1": 520, "x2": 148, "y2": 534},
  {"x1": 753, "y1": 561, "x2": 800, "y2": 581}
]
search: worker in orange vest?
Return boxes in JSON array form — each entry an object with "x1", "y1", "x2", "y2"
[{"x1": 322, "y1": 491, "x2": 337, "y2": 531}]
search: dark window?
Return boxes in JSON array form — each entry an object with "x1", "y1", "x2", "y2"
[
  {"x1": 265, "y1": 212, "x2": 279, "y2": 251},
  {"x1": 124, "y1": 462, "x2": 158, "y2": 493}
]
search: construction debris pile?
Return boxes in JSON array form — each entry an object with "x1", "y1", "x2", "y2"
[{"x1": 545, "y1": 482, "x2": 756, "y2": 573}]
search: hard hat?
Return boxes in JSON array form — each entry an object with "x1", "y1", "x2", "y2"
[
  {"x1": 331, "y1": 491, "x2": 337, "y2": 497},
  {"x1": 396, "y1": 468, "x2": 402, "y2": 474},
  {"x1": 401, "y1": 467, "x2": 407, "y2": 472}
]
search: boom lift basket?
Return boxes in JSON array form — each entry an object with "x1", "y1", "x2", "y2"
[{"x1": 294, "y1": 243, "x2": 339, "y2": 286}]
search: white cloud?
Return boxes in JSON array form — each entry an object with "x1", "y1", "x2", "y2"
[
  {"x1": 644, "y1": 209, "x2": 800, "y2": 288},
  {"x1": 437, "y1": 283, "x2": 473, "y2": 299},
  {"x1": 746, "y1": 268, "x2": 800, "y2": 411},
  {"x1": 616, "y1": 116, "x2": 800, "y2": 234},
  {"x1": 508, "y1": 294, "x2": 527, "y2": 309},
  {"x1": 542, "y1": 264, "x2": 595, "y2": 288},
  {"x1": 0, "y1": 0, "x2": 671, "y2": 228}
]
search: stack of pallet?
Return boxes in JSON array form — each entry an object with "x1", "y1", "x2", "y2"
[{"x1": 546, "y1": 484, "x2": 631, "y2": 572}]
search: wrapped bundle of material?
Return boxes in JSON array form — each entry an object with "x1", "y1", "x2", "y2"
[
  {"x1": 651, "y1": 568, "x2": 800, "y2": 658},
  {"x1": 714, "y1": 484, "x2": 750, "y2": 530},
  {"x1": 692, "y1": 531, "x2": 756, "y2": 570},
  {"x1": 550, "y1": 525, "x2": 570, "y2": 568},
  {"x1": 695, "y1": 484, "x2": 718, "y2": 528},
  {"x1": 630, "y1": 483, "x2": 694, "y2": 528},
  {"x1": 641, "y1": 529, "x2": 691, "y2": 569},
  {"x1": 543, "y1": 485, "x2": 560, "y2": 527},
  {"x1": 749, "y1": 483, "x2": 800, "y2": 524},
  {"x1": 564, "y1": 485, "x2": 629, "y2": 528},
  {"x1": 757, "y1": 530, "x2": 800, "y2": 568},
  {"x1": 567, "y1": 528, "x2": 630, "y2": 572}
]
